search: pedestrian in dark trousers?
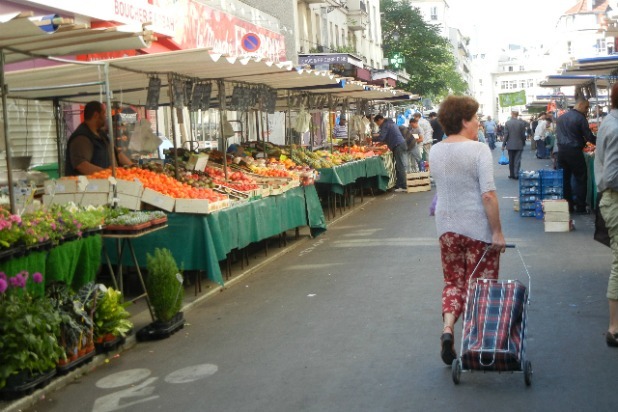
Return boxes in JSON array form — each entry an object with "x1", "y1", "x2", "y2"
[
  {"x1": 373, "y1": 114, "x2": 408, "y2": 192},
  {"x1": 502, "y1": 110, "x2": 527, "y2": 180},
  {"x1": 484, "y1": 115, "x2": 497, "y2": 150},
  {"x1": 556, "y1": 100, "x2": 595, "y2": 213}
]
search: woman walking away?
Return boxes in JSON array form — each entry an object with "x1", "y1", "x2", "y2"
[{"x1": 429, "y1": 95, "x2": 507, "y2": 365}]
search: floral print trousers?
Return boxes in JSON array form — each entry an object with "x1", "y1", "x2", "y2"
[{"x1": 439, "y1": 232, "x2": 501, "y2": 321}]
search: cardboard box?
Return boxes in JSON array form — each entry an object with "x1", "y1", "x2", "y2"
[
  {"x1": 141, "y1": 188, "x2": 175, "y2": 212},
  {"x1": 44, "y1": 179, "x2": 79, "y2": 195},
  {"x1": 208, "y1": 198, "x2": 230, "y2": 213},
  {"x1": 542, "y1": 199, "x2": 569, "y2": 213},
  {"x1": 115, "y1": 193, "x2": 142, "y2": 210},
  {"x1": 85, "y1": 179, "x2": 111, "y2": 193},
  {"x1": 115, "y1": 178, "x2": 144, "y2": 197},
  {"x1": 78, "y1": 192, "x2": 111, "y2": 207},
  {"x1": 186, "y1": 153, "x2": 209, "y2": 171},
  {"x1": 42, "y1": 193, "x2": 76, "y2": 206},
  {"x1": 544, "y1": 220, "x2": 573, "y2": 232},
  {"x1": 544, "y1": 211, "x2": 570, "y2": 222},
  {"x1": 175, "y1": 198, "x2": 210, "y2": 214}
]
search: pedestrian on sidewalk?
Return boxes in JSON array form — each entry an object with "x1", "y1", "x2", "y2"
[
  {"x1": 429, "y1": 111, "x2": 445, "y2": 143},
  {"x1": 502, "y1": 110, "x2": 527, "y2": 180},
  {"x1": 373, "y1": 114, "x2": 408, "y2": 192},
  {"x1": 534, "y1": 117, "x2": 553, "y2": 159},
  {"x1": 556, "y1": 99, "x2": 596, "y2": 214},
  {"x1": 401, "y1": 118, "x2": 423, "y2": 173},
  {"x1": 429, "y1": 95, "x2": 507, "y2": 366},
  {"x1": 414, "y1": 112, "x2": 434, "y2": 161},
  {"x1": 593, "y1": 82, "x2": 618, "y2": 347},
  {"x1": 484, "y1": 116, "x2": 497, "y2": 150}
]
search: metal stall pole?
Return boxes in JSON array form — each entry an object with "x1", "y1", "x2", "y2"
[
  {"x1": 167, "y1": 73, "x2": 180, "y2": 180},
  {"x1": 0, "y1": 49, "x2": 16, "y2": 213},
  {"x1": 286, "y1": 90, "x2": 291, "y2": 145},
  {"x1": 328, "y1": 93, "x2": 333, "y2": 154},
  {"x1": 218, "y1": 80, "x2": 229, "y2": 181},
  {"x1": 52, "y1": 98, "x2": 63, "y2": 176},
  {"x1": 103, "y1": 62, "x2": 116, "y2": 179}
]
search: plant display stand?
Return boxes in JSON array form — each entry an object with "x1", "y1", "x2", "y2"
[
  {"x1": 0, "y1": 369, "x2": 56, "y2": 401},
  {"x1": 56, "y1": 348, "x2": 96, "y2": 375},
  {"x1": 95, "y1": 334, "x2": 128, "y2": 354},
  {"x1": 101, "y1": 225, "x2": 169, "y2": 322},
  {"x1": 136, "y1": 312, "x2": 185, "y2": 342}
]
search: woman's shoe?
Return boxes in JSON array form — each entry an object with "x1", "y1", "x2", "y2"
[
  {"x1": 606, "y1": 331, "x2": 618, "y2": 347},
  {"x1": 440, "y1": 332, "x2": 457, "y2": 365}
]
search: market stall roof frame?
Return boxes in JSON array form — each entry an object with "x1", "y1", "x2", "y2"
[{"x1": 540, "y1": 74, "x2": 612, "y2": 88}]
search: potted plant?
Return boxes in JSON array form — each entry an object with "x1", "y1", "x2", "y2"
[
  {"x1": 93, "y1": 284, "x2": 133, "y2": 353},
  {"x1": 46, "y1": 283, "x2": 97, "y2": 374},
  {"x1": 0, "y1": 271, "x2": 63, "y2": 400},
  {"x1": 0, "y1": 208, "x2": 24, "y2": 261},
  {"x1": 137, "y1": 248, "x2": 184, "y2": 341},
  {"x1": 104, "y1": 211, "x2": 153, "y2": 233}
]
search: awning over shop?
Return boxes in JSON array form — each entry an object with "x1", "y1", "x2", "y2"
[
  {"x1": 0, "y1": 11, "x2": 154, "y2": 64},
  {"x1": 540, "y1": 74, "x2": 612, "y2": 88},
  {"x1": 562, "y1": 55, "x2": 618, "y2": 76}
]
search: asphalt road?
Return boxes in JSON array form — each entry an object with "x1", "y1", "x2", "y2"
[{"x1": 20, "y1": 146, "x2": 618, "y2": 412}]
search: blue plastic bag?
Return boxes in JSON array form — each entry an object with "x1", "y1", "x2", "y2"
[{"x1": 498, "y1": 150, "x2": 509, "y2": 165}]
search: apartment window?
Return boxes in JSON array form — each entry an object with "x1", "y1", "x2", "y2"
[
  {"x1": 597, "y1": 38, "x2": 607, "y2": 54},
  {"x1": 335, "y1": 25, "x2": 339, "y2": 47},
  {"x1": 430, "y1": 6, "x2": 438, "y2": 20},
  {"x1": 479, "y1": 79, "x2": 483, "y2": 86},
  {"x1": 567, "y1": 41, "x2": 572, "y2": 55},
  {"x1": 519, "y1": 65, "x2": 525, "y2": 71},
  {"x1": 501, "y1": 81, "x2": 508, "y2": 90},
  {"x1": 527, "y1": 79, "x2": 534, "y2": 88},
  {"x1": 508, "y1": 66, "x2": 513, "y2": 72}
]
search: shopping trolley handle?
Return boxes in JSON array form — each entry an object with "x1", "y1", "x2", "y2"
[{"x1": 505, "y1": 244, "x2": 516, "y2": 248}]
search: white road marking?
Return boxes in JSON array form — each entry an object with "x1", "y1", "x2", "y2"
[
  {"x1": 95, "y1": 369, "x2": 152, "y2": 389},
  {"x1": 164, "y1": 364, "x2": 218, "y2": 384}
]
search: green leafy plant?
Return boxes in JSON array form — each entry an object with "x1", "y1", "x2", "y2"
[
  {"x1": 0, "y1": 271, "x2": 63, "y2": 389},
  {"x1": 146, "y1": 248, "x2": 184, "y2": 323},
  {"x1": 47, "y1": 283, "x2": 97, "y2": 362},
  {"x1": 0, "y1": 207, "x2": 22, "y2": 249},
  {"x1": 93, "y1": 285, "x2": 132, "y2": 339}
]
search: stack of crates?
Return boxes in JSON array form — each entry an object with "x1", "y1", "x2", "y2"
[
  {"x1": 540, "y1": 169, "x2": 564, "y2": 201},
  {"x1": 519, "y1": 171, "x2": 541, "y2": 217}
]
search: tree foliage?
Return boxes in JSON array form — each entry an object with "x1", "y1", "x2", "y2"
[{"x1": 380, "y1": 0, "x2": 468, "y2": 98}]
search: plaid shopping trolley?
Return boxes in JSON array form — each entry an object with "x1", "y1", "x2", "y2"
[{"x1": 451, "y1": 246, "x2": 533, "y2": 386}]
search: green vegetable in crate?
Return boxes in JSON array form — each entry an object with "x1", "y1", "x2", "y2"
[{"x1": 94, "y1": 285, "x2": 133, "y2": 339}]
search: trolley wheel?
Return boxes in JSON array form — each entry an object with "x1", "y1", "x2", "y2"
[
  {"x1": 451, "y1": 359, "x2": 461, "y2": 385},
  {"x1": 524, "y1": 360, "x2": 532, "y2": 386}
]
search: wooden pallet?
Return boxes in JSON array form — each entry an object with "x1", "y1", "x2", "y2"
[{"x1": 406, "y1": 171, "x2": 431, "y2": 193}]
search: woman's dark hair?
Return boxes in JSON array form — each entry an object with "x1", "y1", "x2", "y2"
[{"x1": 437, "y1": 96, "x2": 479, "y2": 136}]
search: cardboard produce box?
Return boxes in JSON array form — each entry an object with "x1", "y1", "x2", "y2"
[
  {"x1": 85, "y1": 179, "x2": 111, "y2": 193},
  {"x1": 544, "y1": 220, "x2": 573, "y2": 232},
  {"x1": 175, "y1": 198, "x2": 210, "y2": 214},
  {"x1": 141, "y1": 188, "x2": 175, "y2": 212},
  {"x1": 542, "y1": 199, "x2": 569, "y2": 213},
  {"x1": 78, "y1": 192, "x2": 111, "y2": 207},
  {"x1": 42, "y1": 193, "x2": 76, "y2": 206},
  {"x1": 115, "y1": 193, "x2": 142, "y2": 210},
  {"x1": 114, "y1": 178, "x2": 144, "y2": 197}
]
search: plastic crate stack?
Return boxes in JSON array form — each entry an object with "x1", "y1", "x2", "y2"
[
  {"x1": 540, "y1": 169, "x2": 564, "y2": 201},
  {"x1": 519, "y1": 171, "x2": 541, "y2": 217}
]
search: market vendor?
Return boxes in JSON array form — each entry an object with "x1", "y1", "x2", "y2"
[
  {"x1": 372, "y1": 114, "x2": 408, "y2": 192},
  {"x1": 65, "y1": 101, "x2": 134, "y2": 176},
  {"x1": 227, "y1": 144, "x2": 247, "y2": 157}
]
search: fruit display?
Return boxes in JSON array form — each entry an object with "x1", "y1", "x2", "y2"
[
  {"x1": 88, "y1": 168, "x2": 227, "y2": 202},
  {"x1": 203, "y1": 166, "x2": 260, "y2": 192}
]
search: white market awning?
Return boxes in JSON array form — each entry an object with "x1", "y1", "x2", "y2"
[
  {"x1": 5, "y1": 48, "x2": 410, "y2": 106},
  {"x1": 0, "y1": 11, "x2": 154, "y2": 64}
]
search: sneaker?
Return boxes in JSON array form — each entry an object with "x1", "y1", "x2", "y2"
[{"x1": 394, "y1": 188, "x2": 407, "y2": 193}]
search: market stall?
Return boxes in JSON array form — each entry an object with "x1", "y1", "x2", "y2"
[{"x1": 104, "y1": 185, "x2": 325, "y2": 285}]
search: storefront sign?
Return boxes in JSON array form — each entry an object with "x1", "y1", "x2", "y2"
[
  {"x1": 499, "y1": 90, "x2": 527, "y2": 107},
  {"x1": 298, "y1": 54, "x2": 362, "y2": 68}
]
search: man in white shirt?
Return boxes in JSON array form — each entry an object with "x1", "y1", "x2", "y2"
[
  {"x1": 534, "y1": 117, "x2": 552, "y2": 159},
  {"x1": 413, "y1": 112, "x2": 433, "y2": 160}
]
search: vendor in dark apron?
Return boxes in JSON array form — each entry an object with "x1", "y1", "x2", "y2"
[{"x1": 65, "y1": 101, "x2": 133, "y2": 176}]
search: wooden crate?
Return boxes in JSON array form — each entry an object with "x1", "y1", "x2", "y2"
[{"x1": 406, "y1": 171, "x2": 431, "y2": 193}]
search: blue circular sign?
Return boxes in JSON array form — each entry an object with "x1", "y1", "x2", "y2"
[{"x1": 241, "y1": 33, "x2": 261, "y2": 53}]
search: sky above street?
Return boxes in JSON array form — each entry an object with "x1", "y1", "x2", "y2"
[{"x1": 449, "y1": 0, "x2": 577, "y2": 50}]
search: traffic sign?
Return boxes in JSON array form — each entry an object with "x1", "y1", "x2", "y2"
[{"x1": 241, "y1": 33, "x2": 261, "y2": 53}]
